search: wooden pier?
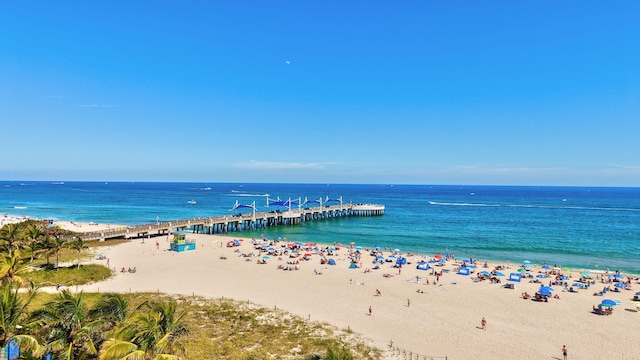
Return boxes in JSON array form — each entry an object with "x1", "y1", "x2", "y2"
[{"x1": 80, "y1": 203, "x2": 385, "y2": 241}]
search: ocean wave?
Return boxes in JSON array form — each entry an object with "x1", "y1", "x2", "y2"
[
  {"x1": 230, "y1": 193, "x2": 270, "y2": 197},
  {"x1": 428, "y1": 201, "x2": 639, "y2": 212},
  {"x1": 13, "y1": 206, "x2": 27, "y2": 209},
  {"x1": 427, "y1": 201, "x2": 499, "y2": 207}
]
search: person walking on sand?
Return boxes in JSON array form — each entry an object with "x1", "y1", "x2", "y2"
[
  {"x1": 481, "y1": 317, "x2": 486, "y2": 330},
  {"x1": 407, "y1": 298, "x2": 410, "y2": 307},
  {"x1": 368, "y1": 306, "x2": 372, "y2": 316},
  {"x1": 562, "y1": 345, "x2": 567, "y2": 360}
]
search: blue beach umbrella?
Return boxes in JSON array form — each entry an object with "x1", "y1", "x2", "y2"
[
  {"x1": 538, "y1": 286, "x2": 553, "y2": 296},
  {"x1": 523, "y1": 260, "x2": 531, "y2": 264},
  {"x1": 613, "y1": 274, "x2": 624, "y2": 279},
  {"x1": 494, "y1": 272, "x2": 505, "y2": 277},
  {"x1": 479, "y1": 271, "x2": 490, "y2": 276},
  {"x1": 601, "y1": 299, "x2": 617, "y2": 307},
  {"x1": 614, "y1": 283, "x2": 628, "y2": 289},
  {"x1": 537, "y1": 274, "x2": 548, "y2": 278},
  {"x1": 356, "y1": 246, "x2": 363, "y2": 251},
  {"x1": 542, "y1": 265, "x2": 550, "y2": 270},
  {"x1": 523, "y1": 264, "x2": 532, "y2": 269}
]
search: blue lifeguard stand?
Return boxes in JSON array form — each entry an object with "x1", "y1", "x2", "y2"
[{"x1": 170, "y1": 230, "x2": 196, "y2": 252}]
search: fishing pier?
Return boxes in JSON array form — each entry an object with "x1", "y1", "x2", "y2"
[{"x1": 80, "y1": 203, "x2": 385, "y2": 241}]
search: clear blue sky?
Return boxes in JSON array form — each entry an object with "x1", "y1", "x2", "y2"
[{"x1": 1, "y1": 1, "x2": 638, "y2": 186}]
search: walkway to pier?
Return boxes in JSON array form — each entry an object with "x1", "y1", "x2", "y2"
[{"x1": 80, "y1": 203, "x2": 385, "y2": 241}]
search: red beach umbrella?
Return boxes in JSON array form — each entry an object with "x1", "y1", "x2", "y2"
[{"x1": 434, "y1": 254, "x2": 443, "y2": 259}]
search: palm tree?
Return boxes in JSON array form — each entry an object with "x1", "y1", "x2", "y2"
[
  {"x1": 66, "y1": 237, "x2": 88, "y2": 269},
  {"x1": 0, "y1": 250, "x2": 29, "y2": 285},
  {"x1": 47, "y1": 235, "x2": 68, "y2": 269},
  {"x1": 23, "y1": 223, "x2": 45, "y2": 263},
  {"x1": 31, "y1": 290, "x2": 108, "y2": 360},
  {"x1": 0, "y1": 282, "x2": 44, "y2": 357},
  {"x1": 0, "y1": 223, "x2": 22, "y2": 257},
  {"x1": 99, "y1": 299, "x2": 188, "y2": 360}
]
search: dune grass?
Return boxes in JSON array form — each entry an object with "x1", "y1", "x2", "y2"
[
  {"x1": 26, "y1": 292, "x2": 380, "y2": 359},
  {"x1": 23, "y1": 264, "x2": 112, "y2": 287}
]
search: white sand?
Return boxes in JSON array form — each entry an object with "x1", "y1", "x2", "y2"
[
  {"x1": 75, "y1": 233, "x2": 640, "y2": 359},
  {"x1": 55, "y1": 220, "x2": 126, "y2": 233}
]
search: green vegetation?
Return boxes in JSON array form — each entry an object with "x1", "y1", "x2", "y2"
[
  {"x1": 23, "y1": 264, "x2": 112, "y2": 287},
  {"x1": 0, "y1": 220, "x2": 382, "y2": 359}
]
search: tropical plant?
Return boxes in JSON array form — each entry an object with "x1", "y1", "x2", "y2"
[
  {"x1": 67, "y1": 237, "x2": 88, "y2": 270},
  {"x1": 99, "y1": 299, "x2": 188, "y2": 360},
  {"x1": 23, "y1": 223, "x2": 45, "y2": 263},
  {"x1": 0, "y1": 223, "x2": 22, "y2": 256},
  {"x1": 0, "y1": 250, "x2": 30, "y2": 285},
  {"x1": 31, "y1": 290, "x2": 109, "y2": 360},
  {"x1": 47, "y1": 235, "x2": 68, "y2": 269},
  {"x1": 0, "y1": 282, "x2": 44, "y2": 356}
]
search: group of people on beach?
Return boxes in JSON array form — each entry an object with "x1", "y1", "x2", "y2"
[{"x1": 121, "y1": 267, "x2": 137, "y2": 273}]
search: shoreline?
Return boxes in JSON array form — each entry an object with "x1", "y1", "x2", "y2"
[{"x1": 69, "y1": 228, "x2": 640, "y2": 359}]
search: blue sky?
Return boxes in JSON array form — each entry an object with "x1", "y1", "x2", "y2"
[{"x1": 1, "y1": 1, "x2": 638, "y2": 186}]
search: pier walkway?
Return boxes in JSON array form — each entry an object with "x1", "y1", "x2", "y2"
[{"x1": 80, "y1": 203, "x2": 385, "y2": 241}]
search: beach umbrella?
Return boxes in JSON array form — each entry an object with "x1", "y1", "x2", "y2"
[
  {"x1": 523, "y1": 264, "x2": 532, "y2": 268},
  {"x1": 262, "y1": 255, "x2": 270, "y2": 259},
  {"x1": 564, "y1": 269, "x2": 572, "y2": 274},
  {"x1": 613, "y1": 274, "x2": 624, "y2": 279},
  {"x1": 542, "y1": 265, "x2": 550, "y2": 270},
  {"x1": 329, "y1": 247, "x2": 336, "y2": 251},
  {"x1": 517, "y1": 268, "x2": 528, "y2": 273},
  {"x1": 537, "y1": 274, "x2": 548, "y2": 278},
  {"x1": 614, "y1": 283, "x2": 628, "y2": 289},
  {"x1": 479, "y1": 271, "x2": 490, "y2": 276},
  {"x1": 393, "y1": 248, "x2": 400, "y2": 253},
  {"x1": 559, "y1": 275, "x2": 569, "y2": 280},
  {"x1": 494, "y1": 272, "x2": 505, "y2": 277},
  {"x1": 523, "y1": 260, "x2": 531, "y2": 264},
  {"x1": 356, "y1": 246, "x2": 363, "y2": 251},
  {"x1": 580, "y1": 272, "x2": 590, "y2": 279},
  {"x1": 428, "y1": 259, "x2": 436, "y2": 264},
  {"x1": 538, "y1": 288, "x2": 552, "y2": 296},
  {"x1": 601, "y1": 299, "x2": 617, "y2": 307},
  {"x1": 267, "y1": 247, "x2": 276, "y2": 251},
  {"x1": 434, "y1": 254, "x2": 443, "y2": 259},
  {"x1": 539, "y1": 285, "x2": 554, "y2": 293},
  {"x1": 553, "y1": 267, "x2": 562, "y2": 270}
]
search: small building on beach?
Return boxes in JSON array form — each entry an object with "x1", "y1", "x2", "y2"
[{"x1": 170, "y1": 230, "x2": 196, "y2": 252}]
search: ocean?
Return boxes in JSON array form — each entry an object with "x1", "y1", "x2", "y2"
[{"x1": 2, "y1": 181, "x2": 639, "y2": 274}]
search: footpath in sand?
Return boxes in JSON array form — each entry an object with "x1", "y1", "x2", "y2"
[{"x1": 73, "y1": 232, "x2": 640, "y2": 360}]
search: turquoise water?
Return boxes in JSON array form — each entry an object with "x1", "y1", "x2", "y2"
[{"x1": 2, "y1": 181, "x2": 639, "y2": 274}]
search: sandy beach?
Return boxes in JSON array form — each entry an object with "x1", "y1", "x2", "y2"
[{"x1": 68, "y1": 229, "x2": 640, "y2": 359}]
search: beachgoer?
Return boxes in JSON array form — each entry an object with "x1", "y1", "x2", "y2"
[
  {"x1": 481, "y1": 317, "x2": 486, "y2": 330},
  {"x1": 121, "y1": 267, "x2": 126, "y2": 273},
  {"x1": 156, "y1": 240, "x2": 159, "y2": 250},
  {"x1": 376, "y1": 289, "x2": 381, "y2": 296},
  {"x1": 407, "y1": 298, "x2": 410, "y2": 307},
  {"x1": 368, "y1": 306, "x2": 372, "y2": 316},
  {"x1": 562, "y1": 345, "x2": 567, "y2": 360}
]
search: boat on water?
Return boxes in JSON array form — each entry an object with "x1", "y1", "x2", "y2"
[{"x1": 187, "y1": 200, "x2": 197, "y2": 205}]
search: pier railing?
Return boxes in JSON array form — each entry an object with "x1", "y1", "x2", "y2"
[{"x1": 79, "y1": 203, "x2": 384, "y2": 241}]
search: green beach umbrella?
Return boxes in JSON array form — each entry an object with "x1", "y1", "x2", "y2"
[
  {"x1": 580, "y1": 272, "x2": 590, "y2": 279},
  {"x1": 517, "y1": 268, "x2": 527, "y2": 273}
]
